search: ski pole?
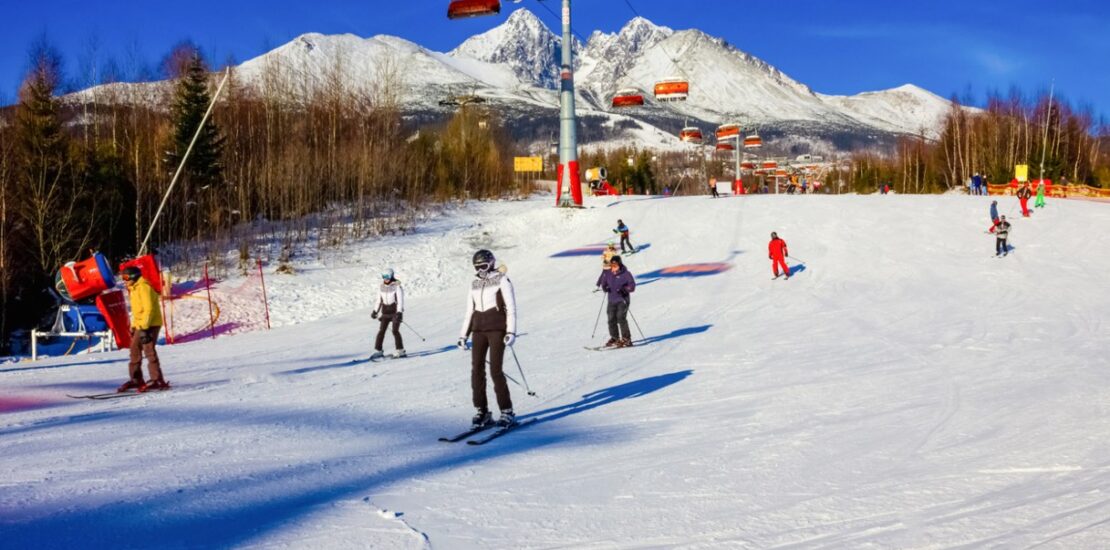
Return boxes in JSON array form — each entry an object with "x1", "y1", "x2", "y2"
[
  {"x1": 509, "y1": 345, "x2": 536, "y2": 397},
  {"x1": 787, "y1": 255, "x2": 807, "y2": 264},
  {"x1": 402, "y1": 321, "x2": 426, "y2": 342},
  {"x1": 627, "y1": 308, "x2": 647, "y2": 342},
  {"x1": 591, "y1": 292, "x2": 606, "y2": 339}
]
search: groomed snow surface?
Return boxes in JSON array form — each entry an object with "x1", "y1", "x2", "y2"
[{"x1": 2, "y1": 194, "x2": 1110, "y2": 549}]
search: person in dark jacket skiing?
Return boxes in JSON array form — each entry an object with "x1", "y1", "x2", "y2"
[
  {"x1": 613, "y1": 219, "x2": 635, "y2": 253},
  {"x1": 371, "y1": 268, "x2": 405, "y2": 359},
  {"x1": 458, "y1": 250, "x2": 518, "y2": 429},
  {"x1": 1017, "y1": 183, "x2": 1033, "y2": 217},
  {"x1": 595, "y1": 255, "x2": 636, "y2": 347},
  {"x1": 995, "y1": 216, "x2": 1011, "y2": 256},
  {"x1": 769, "y1": 232, "x2": 791, "y2": 279},
  {"x1": 709, "y1": 178, "x2": 720, "y2": 198},
  {"x1": 988, "y1": 200, "x2": 1000, "y2": 233}
]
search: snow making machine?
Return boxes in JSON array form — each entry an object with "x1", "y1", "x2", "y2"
[{"x1": 34, "y1": 252, "x2": 164, "y2": 360}]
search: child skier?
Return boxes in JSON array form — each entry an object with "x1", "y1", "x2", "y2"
[
  {"x1": 371, "y1": 268, "x2": 405, "y2": 359},
  {"x1": 458, "y1": 249, "x2": 518, "y2": 429},
  {"x1": 596, "y1": 256, "x2": 636, "y2": 347},
  {"x1": 1017, "y1": 183, "x2": 1033, "y2": 217},
  {"x1": 118, "y1": 266, "x2": 168, "y2": 393},
  {"x1": 602, "y1": 242, "x2": 619, "y2": 268},
  {"x1": 613, "y1": 219, "x2": 635, "y2": 253},
  {"x1": 995, "y1": 216, "x2": 1012, "y2": 256},
  {"x1": 769, "y1": 232, "x2": 791, "y2": 280},
  {"x1": 1035, "y1": 181, "x2": 1046, "y2": 208}
]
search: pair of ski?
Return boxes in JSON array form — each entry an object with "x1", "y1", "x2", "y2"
[
  {"x1": 584, "y1": 342, "x2": 637, "y2": 352},
  {"x1": 439, "y1": 418, "x2": 538, "y2": 446},
  {"x1": 66, "y1": 388, "x2": 168, "y2": 400}
]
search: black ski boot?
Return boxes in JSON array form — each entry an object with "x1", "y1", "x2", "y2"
[
  {"x1": 497, "y1": 409, "x2": 517, "y2": 427},
  {"x1": 471, "y1": 409, "x2": 492, "y2": 430}
]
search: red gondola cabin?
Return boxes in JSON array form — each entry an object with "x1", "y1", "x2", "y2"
[
  {"x1": 716, "y1": 123, "x2": 741, "y2": 140},
  {"x1": 447, "y1": 0, "x2": 501, "y2": 19},
  {"x1": 654, "y1": 78, "x2": 690, "y2": 101},
  {"x1": 679, "y1": 127, "x2": 703, "y2": 143},
  {"x1": 744, "y1": 135, "x2": 763, "y2": 148},
  {"x1": 611, "y1": 89, "x2": 645, "y2": 108}
]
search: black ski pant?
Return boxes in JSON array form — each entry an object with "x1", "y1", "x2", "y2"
[
  {"x1": 375, "y1": 315, "x2": 403, "y2": 351},
  {"x1": 710, "y1": 187, "x2": 720, "y2": 198},
  {"x1": 996, "y1": 237, "x2": 1008, "y2": 255},
  {"x1": 607, "y1": 300, "x2": 631, "y2": 341},
  {"x1": 620, "y1": 235, "x2": 634, "y2": 253},
  {"x1": 471, "y1": 330, "x2": 512, "y2": 413}
]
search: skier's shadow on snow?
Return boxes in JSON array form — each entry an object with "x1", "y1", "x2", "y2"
[
  {"x1": 0, "y1": 357, "x2": 122, "y2": 374},
  {"x1": 279, "y1": 346, "x2": 455, "y2": 376},
  {"x1": 521, "y1": 370, "x2": 692, "y2": 426},
  {"x1": 788, "y1": 264, "x2": 807, "y2": 276},
  {"x1": 635, "y1": 324, "x2": 712, "y2": 346}
]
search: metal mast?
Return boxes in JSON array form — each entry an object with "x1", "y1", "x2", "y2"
[{"x1": 556, "y1": 0, "x2": 582, "y2": 207}]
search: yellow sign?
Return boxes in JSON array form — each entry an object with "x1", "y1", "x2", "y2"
[
  {"x1": 1015, "y1": 164, "x2": 1029, "y2": 182},
  {"x1": 514, "y1": 157, "x2": 543, "y2": 172}
]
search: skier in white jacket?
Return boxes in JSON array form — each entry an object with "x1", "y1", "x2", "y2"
[
  {"x1": 371, "y1": 268, "x2": 405, "y2": 359},
  {"x1": 458, "y1": 249, "x2": 518, "y2": 428}
]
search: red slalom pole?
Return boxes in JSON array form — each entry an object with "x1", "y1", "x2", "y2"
[
  {"x1": 258, "y1": 259, "x2": 271, "y2": 330},
  {"x1": 204, "y1": 261, "x2": 216, "y2": 340}
]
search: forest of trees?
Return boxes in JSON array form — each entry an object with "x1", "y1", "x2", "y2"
[{"x1": 0, "y1": 40, "x2": 516, "y2": 352}]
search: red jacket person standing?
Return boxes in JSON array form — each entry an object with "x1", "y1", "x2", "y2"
[{"x1": 769, "y1": 232, "x2": 791, "y2": 280}]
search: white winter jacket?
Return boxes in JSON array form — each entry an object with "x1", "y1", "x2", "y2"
[
  {"x1": 459, "y1": 271, "x2": 516, "y2": 337},
  {"x1": 376, "y1": 281, "x2": 404, "y2": 315}
]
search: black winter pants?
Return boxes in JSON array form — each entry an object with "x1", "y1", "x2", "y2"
[
  {"x1": 471, "y1": 331, "x2": 513, "y2": 413},
  {"x1": 607, "y1": 301, "x2": 631, "y2": 340},
  {"x1": 996, "y1": 237, "x2": 1008, "y2": 255},
  {"x1": 375, "y1": 316, "x2": 403, "y2": 351},
  {"x1": 620, "y1": 235, "x2": 634, "y2": 253}
]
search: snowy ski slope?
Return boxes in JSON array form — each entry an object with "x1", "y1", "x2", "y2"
[{"x1": 2, "y1": 194, "x2": 1109, "y2": 549}]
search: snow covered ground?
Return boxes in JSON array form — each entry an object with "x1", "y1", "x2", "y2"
[{"x1": 2, "y1": 193, "x2": 1110, "y2": 549}]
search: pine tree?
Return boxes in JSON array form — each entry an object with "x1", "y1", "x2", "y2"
[{"x1": 165, "y1": 51, "x2": 224, "y2": 187}]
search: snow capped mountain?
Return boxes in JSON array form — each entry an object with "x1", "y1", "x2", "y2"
[
  {"x1": 819, "y1": 84, "x2": 959, "y2": 136},
  {"x1": 450, "y1": 9, "x2": 571, "y2": 89},
  {"x1": 66, "y1": 8, "x2": 968, "y2": 150}
]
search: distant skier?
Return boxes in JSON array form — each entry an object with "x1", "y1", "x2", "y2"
[
  {"x1": 602, "y1": 241, "x2": 619, "y2": 268},
  {"x1": 371, "y1": 268, "x2": 405, "y2": 359},
  {"x1": 995, "y1": 215, "x2": 1012, "y2": 256},
  {"x1": 1035, "y1": 181, "x2": 1046, "y2": 208},
  {"x1": 988, "y1": 200, "x2": 1000, "y2": 233},
  {"x1": 972, "y1": 172, "x2": 983, "y2": 196},
  {"x1": 709, "y1": 179, "x2": 720, "y2": 198},
  {"x1": 458, "y1": 249, "x2": 518, "y2": 429},
  {"x1": 596, "y1": 255, "x2": 636, "y2": 347},
  {"x1": 769, "y1": 232, "x2": 791, "y2": 280},
  {"x1": 1017, "y1": 183, "x2": 1033, "y2": 217},
  {"x1": 613, "y1": 219, "x2": 635, "y2": 253},
  {"x1": 118, "y1": 267, "x2": 168, "y2": 393}
]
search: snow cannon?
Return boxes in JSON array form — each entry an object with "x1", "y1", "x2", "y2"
[
  {"x1": 55, "y1": 252, "x2": 116, "y2": 302},
  {"x1": 119, "y1": 254, "x2": 164, "y2": 294}
]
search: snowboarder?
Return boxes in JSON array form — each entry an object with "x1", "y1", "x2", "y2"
[
  {"x1": 596, "y1": 255, "x2": 636, "y2": 347},
  {"x1": 602, "y1": 242, "x2": 619, "y2": 268},
  {"x1": 995, "y1": 215, "x2": 1012, "y2": 256},
  {"x1": 371, "y1": 268, "x2": 405, "y2": 359},
  {"x1": 1017, "y1": 183, "x2": 1033, "y2": 217},
  {"x1": 769, "y1": 232, "x2": 791, "y2": 279},
  {"x1": 118, "y1": 266, "x2": 168, "y2": 393},
  {"x1": 988, "y1": 200, "x2": 1000, "y2": 233},
  {"x1": 1035, "y1": 181, "x2": 1046, "y2": 208},
  {"x1": 709, "y1": 179, "x2": 720, "y2": 198},
  {"x1": 458, "y1": 249, "x2": 518, "y2": 429},
  {"x1": 613, "y1": 219, "x2": 635, "y2": 253}
]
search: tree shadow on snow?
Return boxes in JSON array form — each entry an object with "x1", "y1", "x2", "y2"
[
  {"x1": 522, "y1": 370, "x2": 692, "y2": 426},
  {"x1": 0, "y1": 357, "x2": 122, "y2": 374}
]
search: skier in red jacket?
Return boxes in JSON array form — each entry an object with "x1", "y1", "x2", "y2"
[{"x1": 769, "y1": 232, "x2": 790, "y2": 279}]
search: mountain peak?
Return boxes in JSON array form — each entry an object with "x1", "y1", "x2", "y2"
[{"x1": 450, "y1": 8, "x2": 565, "y2": 89}]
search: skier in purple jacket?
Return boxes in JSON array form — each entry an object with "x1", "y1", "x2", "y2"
[{"x1": 595, "y1": 256, "x2": 637, "y2": 347}]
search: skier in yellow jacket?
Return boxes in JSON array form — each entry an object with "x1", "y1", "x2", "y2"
[{"x1": 118, "y1": 266, "x2": 168, "y2": 393}]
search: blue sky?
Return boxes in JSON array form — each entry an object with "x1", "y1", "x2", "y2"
[{"x1": 2, "y1": 0, "x2": 1107, "y2": 117}]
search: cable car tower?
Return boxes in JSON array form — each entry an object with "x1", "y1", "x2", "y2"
[{"x1": 448, "y1": 0, "x2": 582, "y2": 207}]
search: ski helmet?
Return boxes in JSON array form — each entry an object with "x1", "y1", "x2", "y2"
[
  {"x1": 120, "y1": 266, "x2": 142, "y2": 283},
  {"x1": 771, "y1": 232, "x2": 778, "y2": 239},
  {"x1": 381, "y1": 268, "x2": 395, "y2": 280},
  {"x1": 473, "y1": 249, "x2": 495, "y2": 274}
]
